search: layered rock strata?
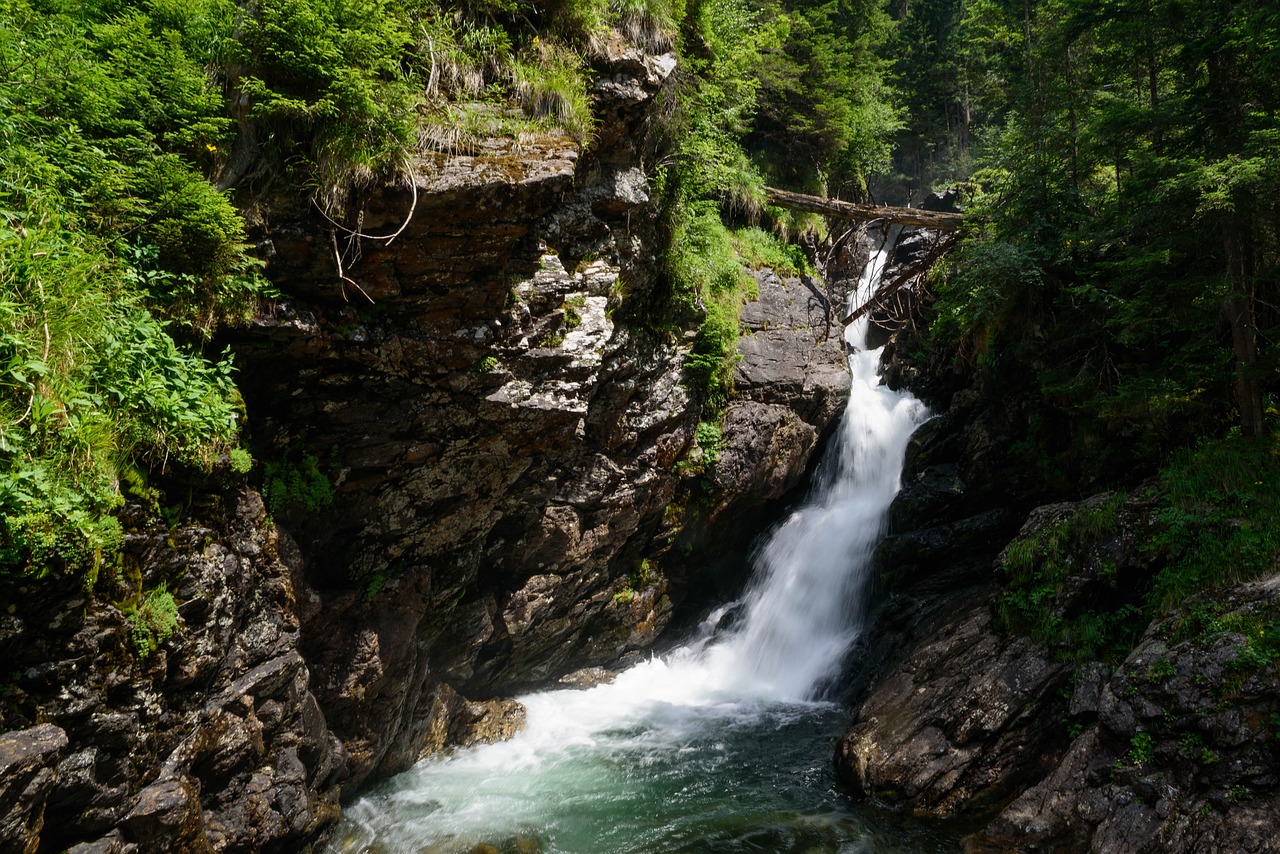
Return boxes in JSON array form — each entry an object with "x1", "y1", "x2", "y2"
[{"x1": 229, "y1": 40, "x2": 852, "y2": 799}]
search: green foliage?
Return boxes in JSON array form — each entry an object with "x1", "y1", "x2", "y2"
[
  {"x1": 730, "y1": 226, "x2": 813, "y2": 277},
  {"x1": 693, "y1": 420, "x2": 724, "y2": 464},
  {"x1": 228, "y1": 447, "x2": 253, "y2": 474},
  {"x1": 996, "y1": 494, "x2": 1146, "y2": 661},
  {"x1": 91, "y1": 311, "x2": 243, "y2": 468},
  {"x1": 563, "y1": 294, "x2": 586, "y2": 329},
  {"x1": 999, "y1": 435, "x2": 1280, "y2": 667},
  {"x1": 910, "y1": 0, "x2": 1280, "y2": 478},
  {"x1": 0, "y1": 0, "x2": 273, "y2": 334},
  {"x1": 510, "y1": 42, "x2": 595, "y2": 144},
  {"x1": 609, "y1": 0, "x2": 684, "y2": 47},
  {"x1": 749, "y1": 0, "x2": 900, "y2": 197},
  {"x1": 0, "y1": 213, "x2": 242, "y2": 580},
  {"x1": 1128, "y1": 731, "x2": 1154, "y2": 765},
  {"x1": 1145, "y1": 435, "x2": 1280, "y2": 612},
  {"x1": 234, "y1": 0, "x2": 418, "y2": 205},
  {"x1": 263, "y1": 451, "x2": 335, "y2": 518},
  {"x1": 128, "y1": 584, "x2": 180, "y2": 659},
  {"x1": 928, "y1": 237, "x2": 1043, "y2": 361},
  {"x1": 669, "y1": 202, "x2": 759, "y2": 407},
  {"x1": 636, "y1": 0, "x2": 895, "y2": 413},
  {"x1": 614, "y1": 557, "x2": 659, "y2": 605}
]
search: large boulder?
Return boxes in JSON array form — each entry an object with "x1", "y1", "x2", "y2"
[
  {"x1": 969, "y1": 576, "x2": 1280, "y2": 854},
  {"x1": 836, "y1": 586, "x2": 1070, "y2": 816}
]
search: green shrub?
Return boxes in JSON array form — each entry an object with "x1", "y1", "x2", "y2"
[
  {"x1": 666, "y1": 202, "x2": 759, "y2": 408},
  {"x1": 730, "y1": 226, "x2": 813, "y2": 277},
  {"x1": 228, "y1": 448, "x2": 253, "y2": 474},
  {"x1": 1146, "y1": 434, "x2": 1280, "y2": 611},
  {"x1": 129, "y1": 585, "x2": 180, "y2": 659},
  {"x1": 928, "y1": 237, "x2": 1045, "y2": 360},
  {"x1": 694, "y1": 420, "x2": 724, "y2": 464},
  {"x1": 0, "y1": 212, "x2": 243, "y2": 579},
  {"x1": 1128, "y1": 731, "x2": 1154, "y2": 765},
  {"x1": 233, "y1": 0, "x2": 418, "y2": 206},
  {"x1": 996, "y1": 493, "x2": 1143, "y2": 661},
  {"x1": 263, "y1": 452, "x2": 335, "y2": 517}
]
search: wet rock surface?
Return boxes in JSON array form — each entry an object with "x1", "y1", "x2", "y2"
[
  {"x1": 0, "y1": 724, "x2": 68, "y2": 852},
  {"x1": 655, "y1": 268, "x2": 851, "y2": 604},
  {"x1": 735, "y1": 270, "x2": 850, "y2": 428},
  {"x1": 418, "y1": 683, "x2": 528, "y2": 759}
]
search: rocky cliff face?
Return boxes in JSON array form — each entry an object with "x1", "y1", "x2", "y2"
[
  {"x1": 229, "y1": 45, "x2": 696, "y2": 794},
  {"x1": 658, "y1": 268, "x2": 853, "y2": 601},
  {"x1": 0, "y1": 488, "x2": 342, "y2": 853},
  {"x1": 230, "y1": 33, "x2": 851, "y2": 806},
  {"x1": 971, "y1": 574, "x2": 1280, "y2": 853},
  {"x1": 0, "y1": 40, "x2": 854, "y2": 853}
]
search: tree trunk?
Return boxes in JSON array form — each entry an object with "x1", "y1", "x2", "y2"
[
  {"x1": 763, "y1": 188, "x2": 965, "y2": 229},
  {"x1": 1224, "y1": 215, "x2": 1266, "y2": 437},
  {"x1": 1225, "y1": 291, "x2": 1265, "y2": 437}
]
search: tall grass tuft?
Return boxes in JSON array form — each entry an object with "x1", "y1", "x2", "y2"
[{"x1": 511, "y1": 42, "x2": 596, "y2": 145}]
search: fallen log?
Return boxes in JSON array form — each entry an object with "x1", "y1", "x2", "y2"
[{"x1": 764, "y1": 187, "x2": 965, "y2": 230}]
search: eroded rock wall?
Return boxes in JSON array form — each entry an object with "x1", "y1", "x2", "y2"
[
  {"x1": 970, "y1": 577, "x2": 1280, "y2": 853},
  {"x1": 0, "y1": 489, "x2": 343, "y2": 852},
  {"x1": 839, "y1": 427, "x2": 1280, "y2": 853},
  {"x1": 230, "y1": 60, "x2": 689, "y2": 792}
]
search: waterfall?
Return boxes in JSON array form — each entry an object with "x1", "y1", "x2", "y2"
[
  {"x1": 672, "y1": 244, "x2": 927, "y2": 701},
  {"x1": 334, "y1": 247, "x2": 935, "y2": 854}
]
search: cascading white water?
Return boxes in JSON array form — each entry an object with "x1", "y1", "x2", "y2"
[
  {"x1": 701, "y1": 246, "x2": 926, "y2": 699},
  {"x1": 333, "y1": 246, "x2": 937, "y2": 854}
]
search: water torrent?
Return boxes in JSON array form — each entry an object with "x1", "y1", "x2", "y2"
[{"x1": 332, "y1": 248, "x2": 944, "y2": 853}]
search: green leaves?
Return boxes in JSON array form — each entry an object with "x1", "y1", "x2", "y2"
[
  {"x1": 128, "y1": 584, "x2": 180, "y2": 658},
  {"x1": 0, "y1": 65, "x2": 249, "y2": 581},
  {"x1": 233, "y1": 0, "x2": 417, "y2": 200}
]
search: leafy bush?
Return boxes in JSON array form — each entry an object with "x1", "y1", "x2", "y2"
[
  {"x1": 0, "y1": 214, "x2": 242, "y2": 580},
  {"x1": 1146, "y1": 434, "x2": 1280, "y2": 611},
  {"x1": 997, "y1": 434, "x2": 1280, "y2": 667},
  {"x1": 234, "y1": 0, "x2": 419, "y2": 207},
  {"x1": 263, "y1": 452, "x2": 335, "y2": 517},
  {"x1": 928, "y1": 237, "x2": 1045, "y2": 361},
  {"x1": 128, "y1": 585, "x2": 180, "y2": 659},
  {"x1": 694, "y1": 420, "x2": 724, "y2": 463},
  {"x1": 672, "y1": 204, "x2": 759, "y2": 408}
]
